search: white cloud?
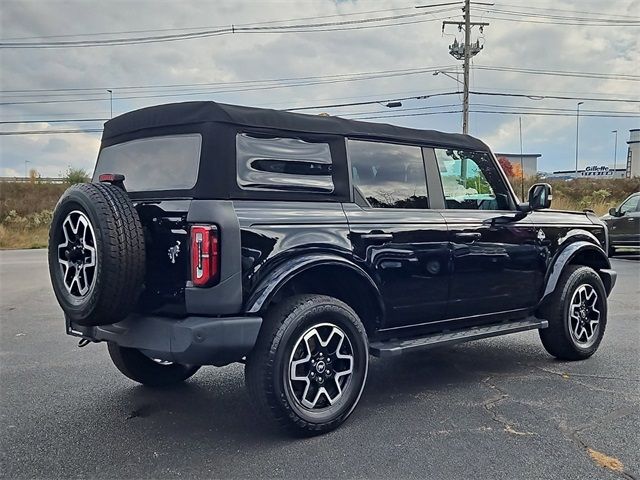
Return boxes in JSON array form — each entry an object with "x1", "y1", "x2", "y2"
[{"x1": 0, "y1": 0, "x2": 639, "y2": 176}]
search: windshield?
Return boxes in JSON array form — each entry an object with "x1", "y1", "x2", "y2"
[{"x1": 93, "y1": 134, "x2": 202, "y2": 192}]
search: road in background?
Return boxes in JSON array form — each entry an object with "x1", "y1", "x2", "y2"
[{"x1": 1, "y1": 250, "x2": 638, "y2": 479}]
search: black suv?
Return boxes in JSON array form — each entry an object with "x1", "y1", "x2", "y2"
[{"x1": 49, "y1": 101, "x2": 616, "y2": 435}]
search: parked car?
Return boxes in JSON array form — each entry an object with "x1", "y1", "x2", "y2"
[
  {"x1": 601, "y1": 192, "x2": 640, "y2": 256},
  {"x1": 49, "y1": 101, "x2": 616, "y2": 435}
]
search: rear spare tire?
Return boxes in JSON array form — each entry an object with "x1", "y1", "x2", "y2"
[{"x1": 48, "y1": 182, "x2": 145, "y2": 326}]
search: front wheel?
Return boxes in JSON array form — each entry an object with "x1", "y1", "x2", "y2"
[
  {"x1": 245, "y1": 295, "x2": 369, "y2": 436},
  {"x1": 107, "y1": 342, "x2": 200, "y2": 387},
  {"x1": 538, "y1": 265, "x2": 607, "y2": 361}
]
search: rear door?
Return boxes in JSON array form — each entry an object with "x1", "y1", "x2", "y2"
[
  {"x1": 343, "y1": 139, "x2": 450, "y2": 329},
  {"x1": 431, "y1": 148, "x2": 541, "y2": 318}
]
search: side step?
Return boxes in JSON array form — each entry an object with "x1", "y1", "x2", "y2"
[{"x1": 370, "y1": 318, "x2": 548, "y2": 357}]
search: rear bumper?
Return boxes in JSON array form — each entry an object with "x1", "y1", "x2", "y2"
[{"x1": 67, "y1": 314, "x2": 262, "y2": 366}]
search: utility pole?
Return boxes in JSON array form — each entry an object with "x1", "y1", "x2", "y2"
[
  {"x1": 462, "y1": 0, "x2": 471, "y2": 134},
  {"x1": 442, "y1": 1, "x2": 490, "y2": 134}
]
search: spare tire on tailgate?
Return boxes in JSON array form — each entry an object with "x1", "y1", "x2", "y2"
[{"x1": 48, "y1": 182, "x2": 146, "y2": 326}]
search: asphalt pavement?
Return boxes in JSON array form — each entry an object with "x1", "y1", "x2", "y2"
[{"x1": 1, "y1": 249, "x2": 638, "y2": 480}]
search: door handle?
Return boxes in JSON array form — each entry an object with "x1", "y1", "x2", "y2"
[
  {"x1": 454, "y1": 232, "x2": 482, "y2": 243},
  {"x1": 361, "y1": 232, "x2": 393, "y2": 241}
]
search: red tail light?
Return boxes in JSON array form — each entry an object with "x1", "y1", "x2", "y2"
[{"x1": 190, "y1": 225, "x2": 219, "y2": 287}]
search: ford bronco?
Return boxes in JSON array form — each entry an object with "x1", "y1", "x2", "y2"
[{"x1": 49, "y1": 101, "x2": 616, "y2": 435}]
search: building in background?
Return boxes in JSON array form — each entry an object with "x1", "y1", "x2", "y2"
[
  {"x1": 626, "y1": 129, "x2": 639, "y2": 178},
  {"x1": 545, "y1": 129, "x2": 639, "y2": 180},
  {"x1": 544, "y1": 166, "x2": 626, "y2": 180},
  {"x1": 495, "y1": 153, "x2": 540, "y2": 177}
]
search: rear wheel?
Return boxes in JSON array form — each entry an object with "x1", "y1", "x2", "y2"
[
  {"x1": 245, "y1": 295, "x2": 369, "y2": 436},
  {"x1": 107, "y1": 342, "x2": 200, "y2": 387},
  {"x1": 538, "y1": 265, "x2": 607, "y2": 360}
]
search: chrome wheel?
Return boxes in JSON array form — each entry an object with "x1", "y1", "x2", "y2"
[
  {"x1": 288, "y1": 323, "x2": 354, "y2": 411},
  {"x1": 568, "y1": 284, "x2": 601, "y2": 348},
  {"x1": 57, "y1": 210, "x2": 97, "y2": 298}
]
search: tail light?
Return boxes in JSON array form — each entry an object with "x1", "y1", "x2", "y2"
[{"x1": 190, "y1": 225, "x2": 219, "y2": 287}]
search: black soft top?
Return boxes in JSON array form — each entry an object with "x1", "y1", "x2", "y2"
[{"x1": 102, "y1": 101, "x2": 489, "y2": 151}]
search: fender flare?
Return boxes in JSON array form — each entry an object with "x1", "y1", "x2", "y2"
[
  {"x1": 244, "y1": 252, "x2": 384, "y2": 317},
  {"x1": 540, "y1": 240, "x2": 612, "y2": 304}
]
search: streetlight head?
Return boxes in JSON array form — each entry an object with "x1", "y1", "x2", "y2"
[
  {"x1": 107, "y1": 89, "x2": 112, "y2": 93},
  {"x1": 577, "y1": 101, "x2": 584, "y2": 106}
]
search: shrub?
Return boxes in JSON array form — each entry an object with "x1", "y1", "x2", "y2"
[{"x1": 64, "y1": 167, "x2": 89, "y2": 184}]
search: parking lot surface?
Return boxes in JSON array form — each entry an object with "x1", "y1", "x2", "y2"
[{"x1": 1, "y1": 249, "x2": 638, "y2": 479}]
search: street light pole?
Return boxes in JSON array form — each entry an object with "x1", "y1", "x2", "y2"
[
  {"x1": 612, "y1": 130, "x2": 618, "y2": 174},
  {"x1": 574, "y1": 101, "x2": 584, "y2": 177},
  {"x1": 107, "y1": 89, "x2": 113, "y2": 118}
]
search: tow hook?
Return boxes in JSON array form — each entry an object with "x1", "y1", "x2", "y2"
[{"x1": 78, "y1": 338, "x2": 91, "y2": 348}]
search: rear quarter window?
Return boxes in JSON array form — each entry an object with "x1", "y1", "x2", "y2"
[
  {"x1": 236, "y1": 133, "x2": 334, "y2": 193},
  {"x1": 93, "y1": 134, "x2": 202, "y2": 192}
]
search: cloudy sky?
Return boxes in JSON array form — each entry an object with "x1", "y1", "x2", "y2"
[{"x1": 1, "y1": 0, "x2": 638, "y2": 177}]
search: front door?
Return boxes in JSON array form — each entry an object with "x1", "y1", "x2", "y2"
[
  {"x1": 432, "y1": 148, "x2": 542, "y2": 318},
  {"x1": 344, "y1": 139, "x2": 450, "y2": 329},
  {"x1": 610, "y1": 194, "x2": 640, "y2": 247}
]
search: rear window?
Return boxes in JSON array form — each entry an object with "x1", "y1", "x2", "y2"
[{"x1": 93, "y1": 134, "x2": 202, "y2": 192}]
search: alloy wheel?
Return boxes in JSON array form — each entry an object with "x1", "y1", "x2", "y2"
[
  {"x1": 287, "y1": 323, "x2": 355, "y2": 411},
  {"x1": 57, "y1": 210, "x2": 97, "y2": 298},
  {"x1": 568, "y1": 284, "x2": 601, "y2": 348}
]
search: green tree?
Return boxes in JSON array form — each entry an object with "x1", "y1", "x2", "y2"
[{"x1": 64, "y1": 167, "x2": 89, "y2": 185}]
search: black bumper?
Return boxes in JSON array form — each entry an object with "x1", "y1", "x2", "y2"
[{"x1": 67, "y1": 314, "x2": 262, "y2": 366}]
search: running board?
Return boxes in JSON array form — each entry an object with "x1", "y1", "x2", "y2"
[{"x1": 370, "y1": 319, "x2": 548, "y2": 358}]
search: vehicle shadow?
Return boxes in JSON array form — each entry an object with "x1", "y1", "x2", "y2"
[{"x1": 96, "y1": 338, "x2": 552, "y2": 443}]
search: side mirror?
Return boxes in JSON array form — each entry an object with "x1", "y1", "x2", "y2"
[
  {"x1": 608, "y1": 207, "x2": 620, "y2": 217},
  {"x1": 528, "y1": 183, "x2": 552, "y2": 210}
]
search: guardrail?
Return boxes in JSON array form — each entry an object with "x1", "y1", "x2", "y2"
[{"x1": 0, "y1": 176, "x2": 66, "y2": 184}]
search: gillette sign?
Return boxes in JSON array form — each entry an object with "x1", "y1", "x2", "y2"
[{"x1": 581, "y1": 166, "x2": 614, "y2": 177}]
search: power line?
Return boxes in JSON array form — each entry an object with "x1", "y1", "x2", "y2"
[
  {"x1": 476, "y1": 7, "x2": 640, "y2": 26},
  {"x1": 0, "y1": 118, "x2": 108, "y2": 125},
  {"x1": 0, "y1": 65, "x2": 456, "y2": 99},
  {"x1": 5, "y1": 101, "x2": 637, "y2": 125},
  {"x1": 494, "y1": 2, "x2": 640, "y2": 20},
  {"x1": 470, "y1": 91, "x2": 640, "y2": 103},
  {"x1": 351, "y1": 109, "x2": 639, "y2": 120},
  {"x1": 0, "y1": 129, "x2": 103, "y2": 135},
  {"x1": 284, "y1": 92, "x2": 461, "y2": 111},
  {"x1": 473, "y1": 65, "x2": 640, "y2": 81},
  {"x1": 0, "y1": 8, "x2": 459, "y2": 48},
  {"x1": 5, "y1": 105, "x2": 638, "y2": 135},
  {"x1": 2, "y1": 65, "x2": 636, "y2": 102},
  {"x1": 0, "y1": 6, "x2": 420, "y2": 41}
]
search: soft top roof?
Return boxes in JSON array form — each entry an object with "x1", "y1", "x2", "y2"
[{"x1": 102, "y1": 101, "x2": 489, "y2": 151}]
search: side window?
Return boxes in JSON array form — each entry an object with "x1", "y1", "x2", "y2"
[
  {"x1": 619, "y1": 195, "x2": 639, "y2": 214},
  {"x1": 236, "y1": 133, "x2": 334, "y2": 193},
  {"x1": 347, "y1": 139, "x2": 428, "y2": 209},
  {"x1": 435, "y1": 149, "x2": 512, "y2": 210}
]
